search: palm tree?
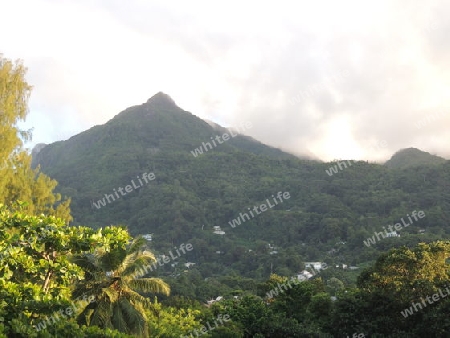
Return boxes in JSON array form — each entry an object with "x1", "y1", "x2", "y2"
[{"x1": 72, "y1": 236, "x2": 170, "y2": 337}]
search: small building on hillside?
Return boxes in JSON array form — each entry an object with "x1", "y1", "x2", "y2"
[
  {"x1": 386, "y1": 231, "x2": 400, "y2": 238},
  {"x1": 213, "y1": 226, "x2": 226, "y2": 235},
  {"x1": 305, "y1": 262, "x2": 327, "y2": 271},
  {"x1": 297, "y1": 270, "x2": 314, "y2": 281},
  {"x1": 207, "y1": 296, "x2": 223, "y2": 307},
  {"x1": 142, "y1": 234, "x2": 152, "y2": 241}
]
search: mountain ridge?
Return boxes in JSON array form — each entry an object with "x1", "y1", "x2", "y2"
[
  {"x1": 385, "y1": 147, "x2": 447, "y2": 169},
  {"x1": 30, "y1": 93, "x2": 450, "y2": 282}
]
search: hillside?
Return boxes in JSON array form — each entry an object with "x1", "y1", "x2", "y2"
[
  {"x1": 385, "y1": 147, "x2": 447, "y2": 169},
  {"x1": 32, "y1": 93, "x2": 450, "y2": 285}
]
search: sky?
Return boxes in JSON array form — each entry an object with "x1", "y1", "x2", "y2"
[{"x1": 1, "y1": 0, "x2": 449, "y2": 162}]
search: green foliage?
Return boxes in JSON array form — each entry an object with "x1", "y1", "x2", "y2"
[
  {"x1": 0, "y1": 55, "x2": 71, "y2": 222},
  {"x1": 357, "y1": 241, "x2": 450, "y2": 302},
  {"x1": 385, "y1": 147, "x2": 447, "y2": 169},
  {"x1": 146, "y1": 298, "x2": 202, "y2": 337},
  {"x1": 0, "y1": 206, "x2": 132, "y2": 337},
  {"x1": 29, "y1": 92, "x2": 450, "y2": 284},
  {"x1": 73, "y1": 236, "x2": 170, "y2": 337},
  {"x1": 7, "y1": 66, "x2": 450, "y2": 336}
]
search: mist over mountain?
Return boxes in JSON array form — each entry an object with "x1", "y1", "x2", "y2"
[{"x1": 32, "y1": 93, "x2": 450, "y2": 282}]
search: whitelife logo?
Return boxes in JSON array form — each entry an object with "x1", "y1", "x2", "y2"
[
  {"x1": 325, "y1": 140, "x2": 387, "y2": 176},
  {"x1": 363, "y1": 210, "x2": 425, "y2": 247},
  {"x1": 93, "y1": 172, "x2": 155, "y2": 209},
  {"x1": 133, "y1": 243, "x2": 193, "y2": 279},
  {"x1": 228, "y1": 192, "x2": 290, "y2": 228},
  {"x1": 34, "y1": 294, "x2": 95, "y2": 331},
  {"x1": 401, "y1": 285, "x2": 450, "y2": 318},
  {"x1": 190, "y1": 122, "x2": 252, "y2": 157},
  {"x1": 180, "y1": 313, "x2": 231, "y2": 337},
  {"x1": 265, "y1": 276, "x2": 303, "y2": 299}
]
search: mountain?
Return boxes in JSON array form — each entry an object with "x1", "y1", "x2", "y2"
[
  {"x1": 32, "y1": 92, "x2": 295, "y2": 168},
  {"x1": 31, "y1": 93, "x2": 450, "y2": 282},
  {"x1": 31, "y1": 143, "x2": 47, "y2": 158},
  {"x1": 31, "y1": 91, "x2": 307, "y2": 235},
  {"x1": 385, "y1": 147, "x2": 447, "y2": 169}
]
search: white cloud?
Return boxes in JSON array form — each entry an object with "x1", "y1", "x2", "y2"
[{"x1": 2, "y1": 0, "x2": 449, "y2": 160}]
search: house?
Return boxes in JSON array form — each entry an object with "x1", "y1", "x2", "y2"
[
  {"x1": 305, "y1": 262, "x2": 327, "y2": 271},
  {"x1": 142, "y1": 234, "x2": 152, "y2": 241},
  {"x1": 386, "y1": 231, "x2": 400, "y2": 238},
  {"x1": 297, "y1": 270, "x2": 313, "y2": 281},
  {"x1": 184, "y1": 262, "x2": 196, "y2": 268},
  {"x1": 212, "y1": 226, "x2": 226, "y2": 235},
  {"x1": 335, "y1": 264, "x2": 348, "y2": 269},
  {"x1": 207, "y1": 296, "x2": 223, "y2": 306},
  {"x1": 269, "y1": 251, "x2": 278, "y2": 255}
]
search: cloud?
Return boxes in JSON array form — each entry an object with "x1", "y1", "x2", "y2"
[{"x1": 2, "y1": 0, "x2": 449, "y2": 160}]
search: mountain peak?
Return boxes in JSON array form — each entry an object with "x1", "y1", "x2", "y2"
[
  {"x1": 385, "y1": 147, "x2": 446, "y2": 169},
  {"x1": 146, "y1": 92, "x2": 177, "y2": 107}
]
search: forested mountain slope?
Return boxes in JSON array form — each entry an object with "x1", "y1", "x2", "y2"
[{"x1": 32, "y1": 93, "x2": 450, "y2": 281}]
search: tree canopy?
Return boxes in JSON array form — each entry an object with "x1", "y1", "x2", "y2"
[{"x1": 0, "y1": 55, "x2": 71, "y2": 221}]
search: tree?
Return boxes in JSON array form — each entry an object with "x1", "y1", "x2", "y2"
[
  {"x1": 0, "y1": 55, "x2": 30, "y2": 161},
  {"x1": 0, "y1": 55, "x2": 71, "y2": 222},
  {"x1": 72, "y1": 236, "x2": 170, "y2": 337},
  {"x1": 327, "y1": 277, "x2": 344, "y2": 296},
  {"x1": 146, "y1": 298, "x2": 203, "y2": 337},
  {"x1": 0, "y1": 205, "x2": 130, "y2": 337},
  {"x1": 357, "y1": 241, "x2": 450, "y2": 302}
]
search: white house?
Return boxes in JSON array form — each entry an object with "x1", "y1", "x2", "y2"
[
  {"x1": 335, "y1": 264, "x2": 348, "y2": 269},
  {"x1": 212, "y1": 226, "x2": 226, "y2": 235},
  {"x1": 305, "y1": 262, "x2": 327, "y2": 271},
  {"x1": 207, "y1": 296, "x2": 223, "y2": 306},
  {"x1": 142, "y1": 234, "x2": 152, "y2": 241},
  {"x1": 386, "y1": 231, "x2": 400, "y2": 238},
  {"x1": 297, "y1": 270, "x2": 313, "y2": 281}
]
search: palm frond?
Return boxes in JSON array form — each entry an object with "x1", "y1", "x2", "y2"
[
  {"x1": 122, "y1": 251, "x2": 157, "y2": 277},
  {"x1": 72, "y1": 253, "x2": 103, "y2": 278},
  {"x1": 111, "y1": 301, "x2": 130, "y2": 334},
  {"x1": 89, "y1": 296, "x2": 113, "y2": 329},
  {"x1": 118, "y1": 297, "x2": 148, "y2": 338},
  {"x1": 103, "y1": 287, "x2": 120, "y2": 303},
  {"x1": 127, "y1": 278, "x2": 170, "y2": 296},
  {"x1": 122, "y1": 288, "x2": 153, "y2": 309},
  {"x1": 73, "y1": 236, "x2": 164, "y2": 337},
  {"x1": 127, "y1": 236, "x2": 147, "y2": 254},
  {"x1": 76, "y1": 301, "x2": 96, "y2": 326},
  {"x1": 116, "y1": 251, "x2": 140, "y2": 275},
  {"x1": 72, "y1": 276, "x2": 113, "y2": 304}
]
